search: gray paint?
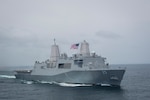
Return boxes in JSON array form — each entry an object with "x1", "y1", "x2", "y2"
[{"x1": 15, "y1": 41, "x2": 126, "y2": 86}]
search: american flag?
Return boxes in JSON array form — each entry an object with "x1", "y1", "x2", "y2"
[{"x1": 70, "y1": 43, "x2": 79, "y2": 49}]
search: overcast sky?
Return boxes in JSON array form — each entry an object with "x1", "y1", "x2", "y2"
[{"x1": 0, "y1": 0, "x2": 150, "y2": 66}]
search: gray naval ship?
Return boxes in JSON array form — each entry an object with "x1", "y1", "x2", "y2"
[{"x1": 15, "y1": 40, "x2": 125, "y2": 86}]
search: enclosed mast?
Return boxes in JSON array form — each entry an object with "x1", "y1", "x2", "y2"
[{"x1": 50, "y1": 39, "x2": 60, "y2": 62}]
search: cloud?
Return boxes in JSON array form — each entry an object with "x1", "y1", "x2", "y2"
[
  {"x1": 0, "y1": 27, "x2": 30, "y2": 46},
  {"x1": 95, "y1": 30, "x2": 121, "y2": 39},
  {"x1": 0, "y1": 27, "x2": 51, "y2": 48}
]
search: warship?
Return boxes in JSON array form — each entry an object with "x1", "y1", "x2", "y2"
[{"x1": 15, "y1": 40, "x2": 125, "y2": 86}]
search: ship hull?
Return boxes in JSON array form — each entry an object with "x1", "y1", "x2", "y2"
[{"x1": 15, "y1": 69, "x2": 125, "y2": 86}]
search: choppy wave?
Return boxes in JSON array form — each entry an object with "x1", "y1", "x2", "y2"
[{"x1": 0, "y1": 75, "x2": 16, "y2": 79}]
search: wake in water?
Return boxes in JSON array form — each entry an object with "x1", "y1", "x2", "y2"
[
  {"x1": 55, "y1": 82, "x2": 92, "y2": 87},
  {"x1": 0, "y1": 74, "x2": 92, "y2": 87},
  {"x1": 21, "y1": 80, "x2": 33, "y2": 85},
  {"x1": 0, "y1": 75, "x2": 109, "y2": 87},
  {"x1": 0, "y1": 75, "x2": 16, "y2": 79},
  {"x1": 20, "y1": 80, "x2": 93, "y2": 87},
  {"x1": 0, "y1": 75, "x2": 110, "y2": 87}
]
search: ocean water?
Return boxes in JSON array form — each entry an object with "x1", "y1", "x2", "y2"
[{"x1": 0, "y1": 64, "x2": 150, "y2": 100}]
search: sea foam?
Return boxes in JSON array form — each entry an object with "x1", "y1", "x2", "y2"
[{"x1": 0, "y1": 75, "x2": 16, "y2": 79}]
